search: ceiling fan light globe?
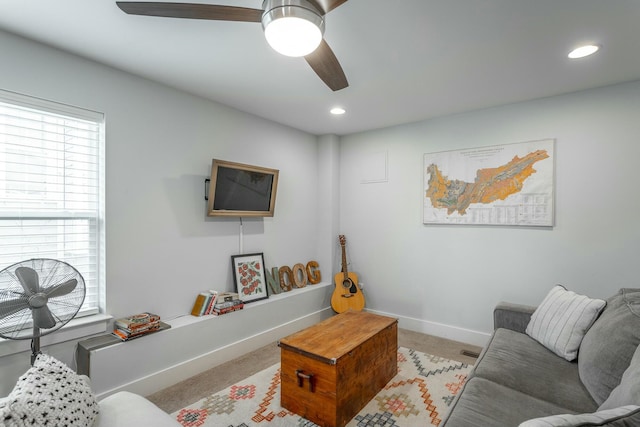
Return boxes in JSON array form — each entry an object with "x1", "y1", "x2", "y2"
[
  {"x1": 265, "y1": 17, "x2": 323, "y2": 57},
  {"x1": 262, "y1": 1, "x2": 324, "y2": 58}
]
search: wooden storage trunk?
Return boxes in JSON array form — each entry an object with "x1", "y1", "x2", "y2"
[{"x1": 278, "y1": 311, "x2": 398, "y2": 427}]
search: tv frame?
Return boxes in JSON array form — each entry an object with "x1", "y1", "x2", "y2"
[{"x1": 207, "y1": 159, "x2": 279, "y2": 217}]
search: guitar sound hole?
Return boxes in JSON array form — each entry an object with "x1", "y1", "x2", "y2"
[{"x1": 342, "y1": 280, "x2": 357, "y2": 294}]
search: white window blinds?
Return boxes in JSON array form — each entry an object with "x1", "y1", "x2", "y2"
[{"x1": 0, "y1": 90, "x2": 105, "y2": 316}]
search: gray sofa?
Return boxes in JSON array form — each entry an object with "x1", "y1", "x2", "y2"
[{"x1": 441, "y1": 288, "x2": 640, "y2": 426}]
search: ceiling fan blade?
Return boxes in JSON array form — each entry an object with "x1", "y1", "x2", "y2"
[
  {"x1": 33, "y1": 306, "x2": 56, "y2": 329},
  {"x1": 15, "y1": 267, "x2": 40, "y2": 295},
  {"x1": 305, "y1": 39, "x2": 348, "y2": 91},
  {"x1": 44, "y1": 279, "x2": 78, "y2": 299},
  {"x1": 310, "y1": 0, "x2": 348, "y2": 14},
  {"x1": 0, "y1": 298, "x2": 29, "y2": 319},
  {"x1": 116, "y1": 2, "x2": 263, "y2": 22}
]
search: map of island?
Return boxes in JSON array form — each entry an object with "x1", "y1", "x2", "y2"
[{"x1": 425, "y1": 149, "x2": 549, "y2": 215}]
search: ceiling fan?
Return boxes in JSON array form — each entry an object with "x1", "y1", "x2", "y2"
[{"x1": 116, "y1": 0, "x2": 350, "y2": 91}]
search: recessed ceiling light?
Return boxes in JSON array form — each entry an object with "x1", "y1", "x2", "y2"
[
  {"x1": 330, "y1": 107, "x2": 346, "y2": 115},
  {"x1": 568, "y1": 44, "x2": 600, "y2": 59}
]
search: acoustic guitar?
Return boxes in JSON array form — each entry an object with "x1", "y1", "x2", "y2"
[{"x1": 331, "y1": 235, "x2": 365, "y2": 313}]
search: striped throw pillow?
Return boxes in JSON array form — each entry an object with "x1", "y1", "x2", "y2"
[{"x1": 526, "y1": 285, "x2": 606, "y2": 361}]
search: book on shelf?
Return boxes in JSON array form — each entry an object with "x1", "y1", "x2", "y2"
[
  {"x1": 191, "y1": 292, "x2": 210, "y2": 316},
  {"x1": 190, "y1": 292, "x2": 207, "y2": 316},
  {"x1": 112, "y1": 312, "x2": 165, "y2": 341},
  {"x1": 112, "y1": 321, "x2": 171, "y2": 341},
  {"x1": 216, "y1": 292, "x2": 239, "y2": 303},
  {"x1": 191, "y1": 290, "x2": 222, "y2": 316},
  {"x1": 114, "y1": 312, "x2": 160, "y2": 331},
  {"x1": 214, "y1": 298, "x2": 243, "y2": 310},
  {"x1": 113, "y1": 323, "x2": 159, "y2": 340},
  {"x1": 203, "y1": 291, "x2": 218, "y2": 315},
  {"x1": 116, "y1": 319, "x2": 160, "y2": 335},
  {"x1": 212, "y1": 302, "x2": 244, "y2": 316}
]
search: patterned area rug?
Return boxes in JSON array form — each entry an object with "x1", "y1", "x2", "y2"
[{"x1": 172, "y1": 347, "x2": 471, "y2": 427}]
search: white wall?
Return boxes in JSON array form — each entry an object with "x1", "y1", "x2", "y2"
[
  {"x1": 339, "y1": 80, "x2": 640, "y2": 343},
  {"x1": 0, "y1": 30, "x2": 332, "y2": 395}
]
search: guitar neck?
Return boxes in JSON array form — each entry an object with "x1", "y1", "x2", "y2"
[{"x1": 341, "y1": 243, "x2": 348, "y2": 280}]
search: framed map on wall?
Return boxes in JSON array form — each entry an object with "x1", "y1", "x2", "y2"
[{"x1": 423, "y1": 139, "x2": 555, "y2": 226}]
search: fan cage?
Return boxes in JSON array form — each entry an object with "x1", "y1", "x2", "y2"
[{"x1": 0, "y1": 258, "x2": 86, "y2": 340}]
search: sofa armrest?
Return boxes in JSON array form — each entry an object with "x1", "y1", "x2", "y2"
[
  {"x1": 93, "y1": 391, "x2": 180, "y2": 427},
  {"x1": 493, "y1": 302, "x2": 536, "y2": 333}
]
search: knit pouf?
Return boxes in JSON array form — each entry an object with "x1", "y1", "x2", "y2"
[{"x1": 0, "y1": 353, "x2": 99, "y2": 427}]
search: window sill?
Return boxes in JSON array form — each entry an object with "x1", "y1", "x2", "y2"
[{"x1": 0, "y1": 313, "x2": 112, "y2": 358}]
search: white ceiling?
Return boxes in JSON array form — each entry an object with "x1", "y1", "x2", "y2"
[{"x1": 1, "y1": 0, "x2": 639, "y2": 136}]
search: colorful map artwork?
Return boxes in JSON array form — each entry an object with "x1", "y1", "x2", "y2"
[{"x1": 423, "y1": 139, "x2": 554, "y2": 226}]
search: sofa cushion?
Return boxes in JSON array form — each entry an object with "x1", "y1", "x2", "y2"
[
  {"x1": 598, "y1": 343, "x2": 640, "y2": 410},
  {"x1": 579, "y1": 288, "x2": 640, "y2": 405},
  {"x1": 441, "y1": 377, "x2": 576, "y2": 427},
  {"x1": 0, "y1": 353, "x2": 99, "y2": 427},
  {"x1": 526, "y1": 285, "x2": 606, "y2": 361},
  {"x1": 474, "y1": 328, "x2": 597, "y2": 413},
  {"x1": 518, "y1": 405, "x2": 640, "y2": 427}
]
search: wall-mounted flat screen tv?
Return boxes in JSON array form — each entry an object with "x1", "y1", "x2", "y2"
[{"x1": 207, "y1": 159, "x2": 279, "y2": 217}]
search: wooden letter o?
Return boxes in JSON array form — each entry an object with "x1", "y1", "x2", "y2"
[
  {"x1": 278, "y1": 266, "x2": 293, "y2": 292},
  {"x1": 292, "y1": 263, "x2": 308, "y2": 288},
  {"x1": 306, "y1": 261, "x2": 321, "y2": 284}
]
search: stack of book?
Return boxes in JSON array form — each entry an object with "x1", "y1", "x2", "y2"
[
  {"x1": 112, "y1": 312, "x2": 161, "y2": 341},
  {"x1": 190, "y1": 291, "x2": 244, "y2": 316},
  {"x1": 212, "y1": 298, "x2": 244, "y2": 316}
]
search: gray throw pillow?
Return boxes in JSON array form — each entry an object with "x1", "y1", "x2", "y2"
[
  {"x1": 526, "y1": 285, "x2": 605, "y2": 361},
  {"x1": 579, "y1": 288, "x2": 640, "y2": 405},
  {"x1": 599, "y1": 343, "x2": 640, "y2": 410}
]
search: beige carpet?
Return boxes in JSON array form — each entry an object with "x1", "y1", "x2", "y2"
[
  {"x1": 171, "y1": 346, "x2": 472, "y2": 427},
  {"x1": 148, "y1": 329, "x2": 482, "y2": 414}
]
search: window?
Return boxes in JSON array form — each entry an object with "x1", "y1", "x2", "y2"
[{"x1": 0, "y1": 90, "x2": 105, "y2": 317}]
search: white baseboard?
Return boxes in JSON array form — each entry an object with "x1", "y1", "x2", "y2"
[
  {"x1": 365, "y1": 308, "x2": 491, "y2": 348},
  {"x1": 96, "y1": 308, "x2": 333, "y2": 400}
]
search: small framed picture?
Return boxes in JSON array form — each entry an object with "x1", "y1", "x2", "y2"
[{"x1": 231, "y1": 253, "x2": 268, "y2": 303}]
